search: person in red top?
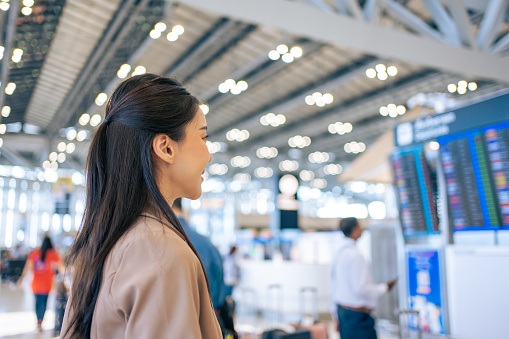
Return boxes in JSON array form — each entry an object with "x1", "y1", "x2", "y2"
[{"x1": 18, "y1": 236, "x2": 63, "y2": 330}]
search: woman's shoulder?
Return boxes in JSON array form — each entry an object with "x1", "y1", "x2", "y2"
[{"x1": 109, "y1": 215, "x2": 196, "y2": 268}]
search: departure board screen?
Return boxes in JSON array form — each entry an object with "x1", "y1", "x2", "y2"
[
  {"x1": 484, "y1": 122, "x2": 509, "y2": 228},
  {"x1": 392, "y1": 145, "x2": 439, "y2": 236},
  {"x1": 437, "y1": 130, "x2": 500, "y2": 231}
]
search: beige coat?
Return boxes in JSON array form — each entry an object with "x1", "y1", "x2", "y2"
[{"x1": 61, "y1": 215, "x2": 222, "y2": 338}]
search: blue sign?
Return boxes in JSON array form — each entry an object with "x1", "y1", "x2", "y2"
[{"x1": 406, "y1": 248, "x2": 445, "y2": 335}]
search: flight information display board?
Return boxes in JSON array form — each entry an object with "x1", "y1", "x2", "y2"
[
  {"x1": 437, "y1": 130, "x2": 500, "y2": 231},
  {"x1": 392, "y1": 145, "x2": 439, "y2": 236},
  {"x1": 484, "y1": 122, "x2": 509, "y2": 228}
]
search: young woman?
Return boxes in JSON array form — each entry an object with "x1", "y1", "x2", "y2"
[
  {"x1": 61, "y1": 74, "x2": 220, "y2": 338},
  {"x1": 18, "y1": 236, "x2": 63, "y2": 330}
]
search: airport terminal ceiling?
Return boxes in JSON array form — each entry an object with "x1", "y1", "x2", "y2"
[{"x1": 0, "y1": 0, "x2": 508, "y2": 188}]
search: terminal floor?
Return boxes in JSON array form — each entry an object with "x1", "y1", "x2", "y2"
[{"x1": 1, "y1": 281, "x2": 400, "y2": 339}]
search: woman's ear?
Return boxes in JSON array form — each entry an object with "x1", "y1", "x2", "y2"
[{"x1": 152, "y1": 134, "x2": 177, "y2": 165}]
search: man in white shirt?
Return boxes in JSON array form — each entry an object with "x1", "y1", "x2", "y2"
[{"x1": 330, "y1": 217, "x2": 397, "y2": 339}]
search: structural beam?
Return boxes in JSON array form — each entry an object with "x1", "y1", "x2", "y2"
[
  {"x1": 1, "y1": 146, "x2": 35, "y2": 169},
  {"x1": 336, "y1": 0, "x2": 364, "y2": 20},
  {"x1": 177, "y1": 0, "x2": 509, "y2": 82},
  {"x1": 383, "y1": 0, "x2": 448, "y2": 43},
  {"x1": 204, "y1": 41, "x2": 323, "y2": 108},
  {"x1": 363, "y1": 0, "x2": 380, "y2": 22},
  {"x1": 164, "y1": 18, "x2": 235, "y2": 77},
  {"x1": 447, "y1": 0, "x2": 477, "y2": 48},
  {"x1": 230, "y1": 70, "x2": 443, "y2": 153},
  {"x1": 476, "y1": 0, "x2": 509, "y2": 52},
  {"x1": 46, "y1": 0, "x2": 145, "y2": 136},
  {"x1": 423, "y1": 0, "x2": 461, "y2": 45},
  {"x1": 491, "y1": 32, "x2": 509, "y2": 54},
  {"x1": 208, "y1": 56, "x2": 380, "y2": 139}
]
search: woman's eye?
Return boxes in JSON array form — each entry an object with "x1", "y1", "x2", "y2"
[{"x1": 203, "y1": 135, "x2": 209, "y2": 140}]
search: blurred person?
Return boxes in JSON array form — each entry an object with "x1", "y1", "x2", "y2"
[
  {"x1": 330, "y1": 217, "x2": 397, "y2": 339},
  {"x1": 61, "y1": 74, "x2": 221, "y2": 339},
  {"x1": 17, "y1": 236, "x2": 63, "y2": 330},
  {"x1": 172, "y1": 198, "x2": 225, "y2": 311},
  {"x1": 223, "y1": 245, "x2": 239, "y2": 297}
]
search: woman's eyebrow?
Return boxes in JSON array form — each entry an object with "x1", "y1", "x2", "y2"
[{"x1": 200, "y1": 126, "x2": 208, "y2": 130}]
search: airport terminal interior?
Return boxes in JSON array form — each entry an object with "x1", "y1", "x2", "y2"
[{"x1": 0, "y1": 0, "x2": 509, "y2": 338}]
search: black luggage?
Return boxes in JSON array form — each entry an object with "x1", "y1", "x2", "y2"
[{"x1": 262, "y1": 329, "x2": 312, "y2": 339}]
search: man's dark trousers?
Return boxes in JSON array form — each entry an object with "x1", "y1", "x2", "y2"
[{"x1": 336, "y1": 304, "x2": 377, "y2": 339}]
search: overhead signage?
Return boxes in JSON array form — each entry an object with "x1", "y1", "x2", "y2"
[{"x1": 395, "y1": 91, "x2": 509, "y2": 147}]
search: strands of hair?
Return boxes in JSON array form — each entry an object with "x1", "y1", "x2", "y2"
[{"x1": 63, "y1": 74, "x2": 209, "y2": 339}]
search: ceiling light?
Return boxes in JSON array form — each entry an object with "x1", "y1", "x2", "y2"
[
  {"x1": 447, "y1": 84, "x2": 457, "y2": 93},
  {"x1": 167, "y1": 32, "x2": 179, "y2": 42},
  {"x1": 256, "y1": 146, "x2": 278, "y2": 159},
  {"x1": 57, "y1": 153, "x2": 66, "y2": 163},
  {"x1": 290, "y1": 46, "x2": 303, "y2": 58},
  {"x1": 21, "y1": 6, "x2": 32, "y2": 15},
  {"x1": 299, "y1": 170, "x2": 315, "y2": 181},
  {"x1": 50, "y1": 162, "x2": 58, "y2": 170},
  {"x1": 1, "y1": 106, "x2": 10, "y2": 117},
  {"x1": 282, "y1": 53, "x2": 294, "y2": 63},
  {"x1": 289, "y1": 135, "x2": 311, "y2": 148},
  {"x1": 79, "y1": 113, "x2": 90, "y2": 126},
  {"x1": 344, "y1": 141, "x2": 366, "y2": 153},
  {"x1": 276, "y1": 44, "x2": 288, "y2": 54},
  {"x1": 49, "y1": 152, "x2": 58, "y2": 162},
  {"x1": 218, "y1": 83, "x2": 229, "y2": 93},
  {"x1": 279, "y1": 160, "x2": 299, "y2": 172},
  {"x1": 377, "y1": 72, "x2": 388, "y2": 81},
  {"x1": 237, "y1": 81, "x2": 248, "y2": 91},
  {"x1": 90, "y1": 114, "x2": 102, "y2": 126},
  {"x1": 12, "y1": 48, "x2": 23, "y2": 62},
  {"x1": 154, "y1": 22, "x2": 167, "y2": 32},
  {"x1": 324, "y1": 164, "x2": 343, "y2": 175},
  {"x1": 322, "y1": 93, "x2": 333, "y2": 104},
  {"x1": 132, "y1": 66, "x2": 146, "y2": 76},
  {"x1": 457, "y1": 86, "x2": 467, "y2": 95},
  {"x1": 95, "y1": 93, "x2": 107, "y2": 106},
  {"x1": 66, "y1": 129, "x2": 77, "y2": 141},
  {"x1": 0, "y1": 124, "x2": 6, "y2": 134},
  {"x1": 226, "y1": 128, "x2": 249, "y2": 142},
  {"x1": 66, "y1": 143, "x2": 75, "y2": 153},
  {"x1": 57, "y1": 142, "x2": 66, "y2": 152},
  {"x1": 344, "y1": 123, "x2": 353, "y2": 132},
  {"x1": 366, "y1": 68, "x2": 376, "y2": 78},
  {"x1": 231, "y1": 156, "x2": 251, "y2": 168},
  {"x1": 397, "y1": 105, "x2": 406, "y2": 115},
  {"x1": 172, "y1": 25, "x2": 184, "y2": 35},
  {"x1": 375, "y1": 64, "x2": 386, "y2": 73},
  {"x1": 208, "y1": 163, "x2": 228, "y2": 176},
  {"x1": 305, "y1": 95, "x2": 315, "y2": 105},
  {"x1": 117, "y1": 64, "x2": 131, "y2": 79},
  {"x1": 23, "y1": 0, "x2": 34, "y2": 7},
  {"x1": 149, "y1": 29, "x2": 161, "y2": 39},
  {"x1": 268, "y1": 50, "x2": 280, "y2": 60},
  {"x1": 76, "y1": 130, "x2": 87, "y2": 142},
  {"x1": 199, "y1": 104, "x2": 209, "y2": 115},
  {"x1": 0, "y1": 3, "x2": 9, "y2": 11},
  {"x1": 42, "y1": 161, "x2": 50, "y2": 170},
  {"x1": 311, "y1": 178, "x2": 327, "y2": 189},
  {"x1": 468, "y1": 82, "x2": 477, "y2": 91},
  {"x1": 255, "y1": 167, "x2": 273, "y2": 178},
  {"x1": 308, "y1": 151, "x2": 329, "y2": 163},
  {"x1": 5, "y1": 82, "x2": 16, "y2": 95},
  {"x1": 230, "y1": 85, "x2": 241, "y2": 95},
  {"x1": 387, "y1": 66, "x2": 398, "y2": 76},
  {"x1": 458, "y1": 80, "x2": 467, "y2": 88}
]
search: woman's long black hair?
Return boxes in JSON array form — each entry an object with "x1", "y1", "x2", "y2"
[
  {"x1": 40, "y1": 236, "x2": 53, "y2": 262},
  {"x1": 64, "y1": 74, "x2": 207, "y2": 339}
]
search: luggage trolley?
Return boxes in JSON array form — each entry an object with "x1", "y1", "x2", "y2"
[{"x1": 398, "y1": 310, "x2": 421, "y2": 339}]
